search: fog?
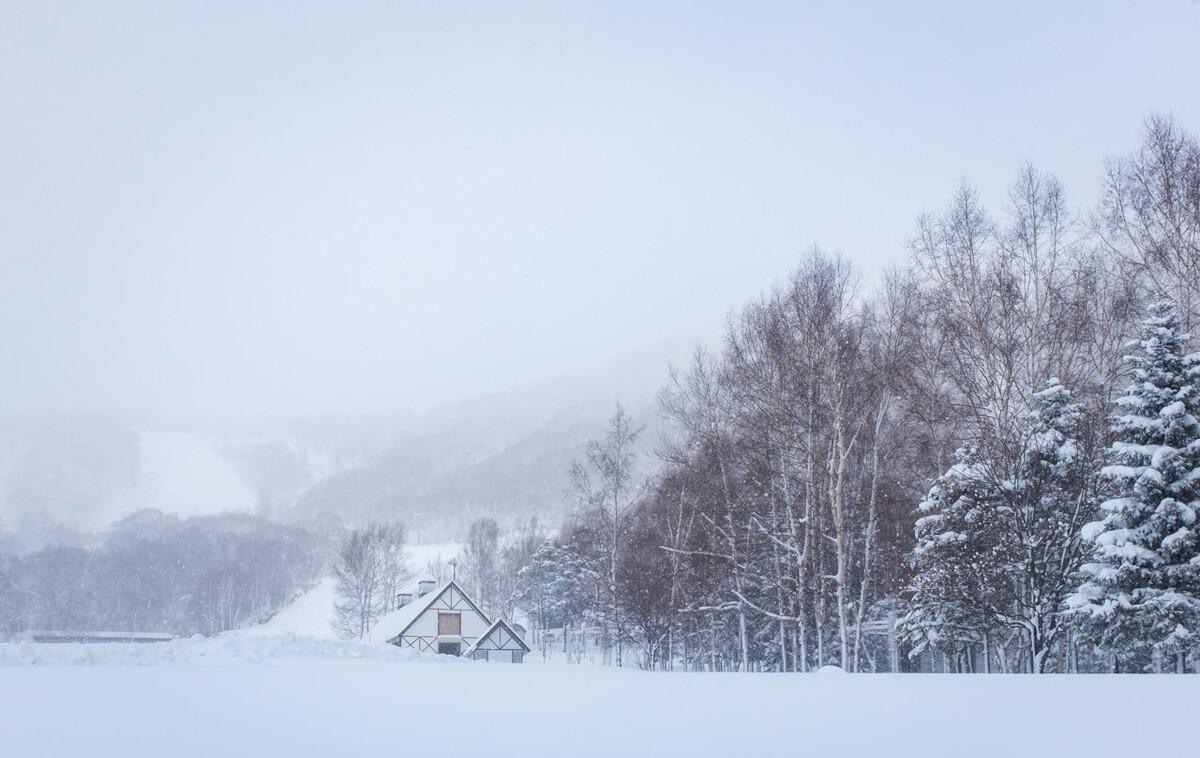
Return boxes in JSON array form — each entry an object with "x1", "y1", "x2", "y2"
[
  {"x1": 1, "y1": 3, "x2": 1198, "y2": 539},
  {"x1": 1, "y1": 2, "x2": 1195, "y2": 416}
]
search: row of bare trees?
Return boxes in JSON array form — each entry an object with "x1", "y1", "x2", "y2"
[
  {"x1": 516, "y1": 115, "x2": 1200, "y2": 672},
  {"x1": 459, "y1": 515, "x2": 542, "y2": 623}
]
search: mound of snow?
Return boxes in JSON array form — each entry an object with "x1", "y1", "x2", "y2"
[
  {"x1": 237, "y1": 578, "x2": 339, "y2": 639},
  {"x1": 816, "y1": 665, "x2": 846, "y2": 674}
]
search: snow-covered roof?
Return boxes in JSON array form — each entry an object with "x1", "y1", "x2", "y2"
[
  {"x1": 463, "y1": 618, "x2": 530, "y2": 655},
  {"x1": 371, "y1": 586, "x2": 444, "y2": 643},
  {"x1": 370, "y1": 580, "x2": 487, "y2": 644}
]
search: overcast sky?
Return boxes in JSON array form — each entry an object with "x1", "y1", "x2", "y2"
[{"x1": 1, "y1": 1, "x2": 1197, "y2": 415}]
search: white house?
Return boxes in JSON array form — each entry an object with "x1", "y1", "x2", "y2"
[
  {"x1": 464, "y1": 619, "x2": 531, "y2": 663},
  {"x1": 373, "y1": 579, "x2": 510, "y2": 658}
]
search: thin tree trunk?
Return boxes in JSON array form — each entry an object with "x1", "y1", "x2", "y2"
[
  {"x1": 853, "y1": 396, "x2": 887, "y2": 672},
  {"x1": 829, "y1": 400, "x2": 852, "y2": 670}
]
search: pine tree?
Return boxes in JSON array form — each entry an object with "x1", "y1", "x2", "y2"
[
  {"x1": 515, "y1": 540, "x2": 600, "y2": 656},
  {"x1": 901, "y1": 446, "x2": 998, "y2": 669},
  {"x1": 997, "y1": 380, "x2": 1094, "y2": 671},
  {"x1": 1071, "y1": 300, "x2": 1200, "y2": 671},
  {"x1": 903, "y1": 381, "x2": 1094, "y2": 672}
]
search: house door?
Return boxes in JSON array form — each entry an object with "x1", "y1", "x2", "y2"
[{"x1": 437, "y1": 642, "x2": 461, "y2": 656}]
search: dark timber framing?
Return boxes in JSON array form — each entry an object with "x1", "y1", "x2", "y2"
[{"x1": 384, "y1": 580, "x2": 491, "y2": 653}]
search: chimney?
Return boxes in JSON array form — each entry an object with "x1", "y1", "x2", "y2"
[
  {"x1": 396, "y1": 593, "x2": 413, "y2": 607},
  {"x1": 417, "y1": 579, "x2": 436, "y2": 597}
]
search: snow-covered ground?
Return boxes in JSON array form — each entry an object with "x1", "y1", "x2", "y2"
[
  {"x1": 6, "y1": 545, "x2": 1189, "y2": 758},
  {"x1": 0, "y1": 643, "x2": 1193, "y2": 758}
]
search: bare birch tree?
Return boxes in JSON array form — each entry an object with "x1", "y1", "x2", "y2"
[{"x1": 570, "y1": 404, "x2": 643, "y2": 666}]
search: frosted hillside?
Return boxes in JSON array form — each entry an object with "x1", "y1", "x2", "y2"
[
  {"x1": 0, "y1": 655, "x2": 1191, "y2": 758},
  {"x1": 238, "y1": 578, "x2": 339, "y2": 638}
]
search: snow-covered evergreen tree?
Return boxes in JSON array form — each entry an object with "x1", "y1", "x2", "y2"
[
  {"x1": 903, "y1": 380, "x2": 1094, "y2": 672},
  {"x1": 1071, "y1": 299, "x2": 1200, "y2": 671},
  {"x1": 514, "y1": 539, "x2": 601, "y2": 657},
  {"x1": 997, "y1": 380, "x2": 1094, "y2": 671},
  {"x1": 901, "y1": 446, "x2": 999, "y2": 669}
]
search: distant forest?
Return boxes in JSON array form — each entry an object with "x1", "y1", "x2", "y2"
[
  {"x1": 4, "y1": 116, "x2": 1200, "y2": 674},
  {"x1": 0, "y1": 510, "x2": 330, "y2": 638}
]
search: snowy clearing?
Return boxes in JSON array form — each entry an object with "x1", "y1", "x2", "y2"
[{"x1": 1, "y1": 641, "x2": 1194, "y2": 758}]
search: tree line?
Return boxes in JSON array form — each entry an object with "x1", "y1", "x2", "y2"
[
  {"x1": 0, "y1": 510, "x2": 326, "y2": 639},
  {"x1": 512, "y1": 115, "x2": 1200, "y2": 673}
]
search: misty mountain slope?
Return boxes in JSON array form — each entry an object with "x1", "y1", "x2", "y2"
[
  {"x1": 0, "y1": 336, "x2": 693, "y2": 545},
  {"x1": 287, "y1": 337, "x2": 688, "y2": 530},
  {"x1": 0, "y1": 402, "x2": 652, "y2": 546},
  {"x1": 0, "y1": 418, "x2": 315, "y2": 547},
  {"x1": 292, "y1": 403, "x2": 664, "y2": 532}
]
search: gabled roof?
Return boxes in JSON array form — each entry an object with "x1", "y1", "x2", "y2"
[
  {"x1": 464, "y1": 618, "x2": 531, "y2": 655},
  {"x1": 371, "y1": 580, "x2": 490, "y2": 644}
]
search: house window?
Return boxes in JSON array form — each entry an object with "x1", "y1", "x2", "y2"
[
  {"x1": 438, "y1": 642, "x2": 461, "y2": 656},
  {"x1": 437, "y1": 611, "x2": 461, "y2": 635}
]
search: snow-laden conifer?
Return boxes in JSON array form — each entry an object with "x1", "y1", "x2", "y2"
[
  {"x1": 902, "y1": 446, "x2": 998, "y2": 667},
  {"x1": 904, "y1": 380, "x2": 1093, "y2": 671},
  {"x1": 1071, "y1": 300, "x2": 1200, "y2": 670}
]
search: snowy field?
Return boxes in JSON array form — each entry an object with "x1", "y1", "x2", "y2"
[
  {"x1": 4, "y1": 553, "x2": 1193, "y2": 758},
  {"x1": 1, "y1": 640, "x2": 1196, "y2": 758}
]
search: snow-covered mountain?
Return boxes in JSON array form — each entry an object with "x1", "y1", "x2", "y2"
[{"x1": 0, "y1": 336, "x2": 690, "y2": 547}]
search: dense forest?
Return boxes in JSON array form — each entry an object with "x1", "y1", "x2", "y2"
[{"x1": 509, "y1": 115, "x2": 1200, "y2": 674}]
